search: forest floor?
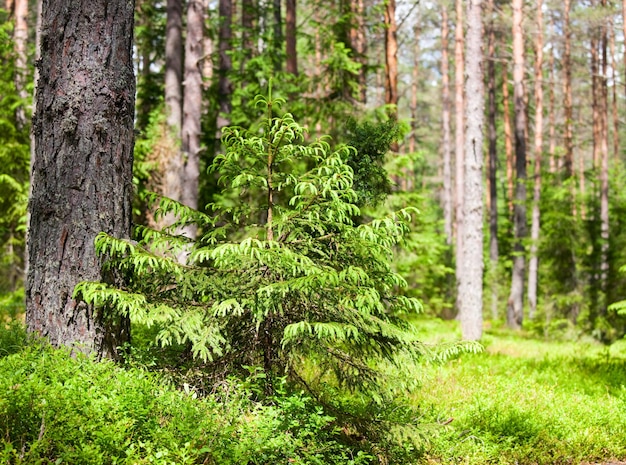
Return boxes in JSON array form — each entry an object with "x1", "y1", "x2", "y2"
[{"x1": 409, "y1": 317, "x2": 626, "y2": 465}]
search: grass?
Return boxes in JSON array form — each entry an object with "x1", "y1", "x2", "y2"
[{"x1": 410, "y1": 317, "x2": 626, "y2": 464}]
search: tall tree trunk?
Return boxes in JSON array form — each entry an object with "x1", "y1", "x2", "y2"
[
  {"x1": 502, "y1": 62, "x2": 514, "y2": 213},
  {"x1": 441, "y1": 5, "x2": 453, "y2": 246},
  {"x1": 548, "y1": 17, "x2": 557, "y2": 173},
  {"x1": 563, "y1": 0, "x2": 574, "y2": 178},
  {"x1": 409, "y1": 22, "x2": 419, "y2": 154},
  {"x1": 181, "y1": 0, "x2": 204, "y2": 221},
  {"x1": 454, "y1": 0, "x2": 465, "y2": 298},
  {"x1": 528, "y1": 0, "x2": 544, "y2": 320},
  {"x1": 486, "y1": 0, "x2": 499, "y2": 320},
  {"x1": 599, "y1": 0, "x2": 609, "y2": 294},
  {"x1": 383, "y1": 0, "x2": 398, "y2": 120},
  {"x1": 13, "y1": 0, "x2": 28, "y2": 128},
  {"x1": 459, "y1": 0, "x2": 484, "y2": 341},
  {"x1": 591, "y1": 19, "x2": 600, "y2": 169},
  {"x1": 217, "y1": 0, "x2": 233, "y2": 132},
  {"x1": 27, "y1": 0, "x2": 135, "y2": 357},
  {"x1": 165, "y1": 0, "x2": 183, "y2": 135},
  {"x1": 241, "y1": 0, "x2": 255, "y2": 57},
  {"x1": 610, "y1": 18, "x2": 619, "y2": 162},
  {"x1": 349, "y1": 0, "x2": 367, "y2": 103},
  {"x1": 507, "y1": 0, "x2": 527, "y2": 330},
  {"x1": 285, "y1": 0, "x2": 297, "y2": 75},
  {"x1": 272, "y1": 0, "x2": 282, "y2": 71},
  {"x1": 203, "y1": 0, "x2": 214, "y2": 89}
]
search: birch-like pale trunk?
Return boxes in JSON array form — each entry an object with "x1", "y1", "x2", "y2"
[
  {"x1": 459, "y1": 0, "x2": 484, "y2": 341},
  {"x1": 454, "y1": 0, "x2": 465, "y2": 301},
  {"x1": 528, "y1": 0, "x2": 544, "y2": 320},
  {"x1": 441, "y1": 5, "x2": 453, "y2": 245}
]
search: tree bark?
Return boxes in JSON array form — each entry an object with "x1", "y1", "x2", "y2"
[
  {"x1": 181, "y1": 0, "x2": 204, "y2": 219},
  {"x1": 441, "y1": 5, "x2": 453, "y2": 246},
  {"x1": 13, "y1": 0, "x2": 28, "y2": 128},
  {"x1": 528, "y1": 0, "x2": 544, "y2": 320},
  {"x1": 548, "y1": 17, "x2": 556, "y2": 173},
  {"x1": 502, "y1": 62, "x2": 514, "y2": 214},
  {"x1": 384, "y1": 0, "x2": 398, "y2": 120},
  {"x1": 486, "y1": 0, "x2": 499, "y2": 320},
  {"x1": 27, "y1": 0, "x2": 135, "y2": 357},
  {"x1": 217, "y1": 0, "x2": 233, "y2": 132},
  {"x1": 165, "y1": 0, "x2": 183, "y2": 135},
  {"x1": 507, "y1": 0, "x2": 527, "y2": 330},
  {"x1": 599, "y1": 0, "x2": 609, "y2": 294},
  {"x1": 563, "y1": 0, "x2": 573, "y2": 178},
  {"x1": 349, "y1": 0, "x2": 367, "y2": 103},
  {"x1": 272, "y1": 0, "x2": 282, "y2": 71},
  {"x1": 459, "y1": 0, "x2": 484, "y2": 341},
  {"x1": 454, "y1": 0, "x2": 465, "y2": 298},
  {"x1": 285, "y1": 0, "x2": 297, "y2": 75}
]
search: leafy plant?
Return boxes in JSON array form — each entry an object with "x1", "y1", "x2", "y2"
[{"x1": 76, "y1": 94, "x2": 426, "y2": 401}]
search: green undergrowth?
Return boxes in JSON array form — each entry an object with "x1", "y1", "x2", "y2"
[
  {"x1": 0, "y1": 334, "x2": 374, "y2": 465},
  {"x1": 411, "y1": 318, "x2": 626, "y2": 464}
]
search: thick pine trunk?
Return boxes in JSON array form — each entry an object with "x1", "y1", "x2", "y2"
[
  {"x1": 528, "y1": 0, "x2": 544, "y2": 320},
  {"x1": 441, "y1": 5, "x2": 453, "y2": 245},
  {"x1": 507, "y1": 0, "x2": 527, "y2": 330},
  {"x1": 27, "y1": 0, "x2": 135, "y2": 357},
  {"x1": 285, "y1": 0, "x2": 297, "y2": 75},
  {"x1": 459, "y1": 0, "x2": 484, "y2": 341}
]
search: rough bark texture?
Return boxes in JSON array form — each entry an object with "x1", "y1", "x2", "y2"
[
  {"x1": 272, "y1": 0, "x2": 282, "y2": 71},
  {"x1": 285, "y1": 0, "x2": 297, "y2": 75},
  {"x1": 454, "y1": 0, "x2": 464, "y2": 298},
  {"x1": 383, "y1": 0, "x2": 398, "y2": 119},
  {"x1": 27, "y1": 0, "x2": 135, "y2": 357},
  {"x1": 502, "y1": 62, "x2": 514, "y2": 214},
  {"x1": 459, "y1": 0, "x2": 484, "y2": 341},
  {"x1": 548, "y1": 18, "x2": 556, "y2": 173},
  {"x1": 181, "y1": 0, "x2": 203, "y2": 216},
  {"x1": 165, "y1": 0, "x2": 183, "y2": 134},
  {"x1": 528, "y1": 0, "x2": 544, "y2": 320},
  {"x1": 507, "y1": 0, "x2": 527, "y2": 330},
  {"x1": 486, "y1": 0, "x2": 499, "y2": 320},
  {"x1": 441, "y1": 6, "x2": 452, "y2": 245},
  {"x1": 217, "y1": 0, "x2": 233, "y2": 132}
]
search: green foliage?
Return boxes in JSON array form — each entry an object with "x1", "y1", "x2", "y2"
[
  {"x1": 0, "y1": 340, "x2": 373, "y2": 465},
  {"x1": 76, "y1": 96, "x2": 425, "y2": 401},
  {"x1": 0, "y1": 11, "x2": 30, "y2": 293}
]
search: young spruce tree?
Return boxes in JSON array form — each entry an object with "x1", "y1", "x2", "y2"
[{"x1": 76, "y1": 94, "x2": 426, "y2": 398}]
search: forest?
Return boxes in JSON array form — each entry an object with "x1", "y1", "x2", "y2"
[{"x1": 2, "y1": 0, "x2": 626, "y2": 463}]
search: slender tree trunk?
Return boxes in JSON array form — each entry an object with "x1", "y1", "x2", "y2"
[
  {"x1": 217, "y1": 0, "x2": 233, "y2": 132},
  {"x1": 165, "y1": 0, "x2": 183, "y2": 135},
  {"x1": 441, "y1": 5, "x2": 453, "y2": 246},
  {"x1": 454, "y1": 0, "x2": 465, "y2": 297},
  {"x1": 350, "y1": 0, "x2": 367, "y2": 103},
  {"x1": 486, "y1": 0, "x2": 499, "y2": 321},
  {"x1": 285, "y1": 0, "x2": 297, "y2": 75},
  {"x1": 563, "y1": 0, "x2": 573, "y2": 178},
  {"x1": 241, "y1": 0, "x2": 255, "y2": 56},
  {"x1": 507, "y1": 0, "x2": 527, "y2": 330},
  {"x1": 459, "y1": 0, "x2": 484, "y2": 341},
  {"x1": 502, "y1": 62, "x2": 514, "y2": 214},
  {"x1": 409, "y1": 22, "x2": 419, "y2": 154},
  {"x1": 599, "y1": 0, "x2": 609, "y2": 294},
  {"x1": 528, "y1": 0, "x2": 544, "y2": 320},
  {"x1": 610, "y1": 19, "x2": 619, "y2": 162},
  {"x1": 548, "y1": 17, "x2": 557, "y2": 173},
  {"x1": 13, "y1": 0, "x2": 28, "y2": 128},
  {"x1": 181, "y1": 0, "x2": 203, "y2": 220},
  {"x1": 591, "y1": 20, "x2": 600, "y2": 169},
  {"x1": 273, "y1": 0, "x2": 282, "y2": 71},
  {"x1": 203, "y1": 0, "x2": 214, "y2": 89},
  {"x1": 623, "y1": 0, "x2": 626, "y2": 99},
  {"x1": 27, "y1": 0, "x2": 135, "y2": 357},
  {"x1": 384, "y1": 0, "x2": 398, "y2": 120}
]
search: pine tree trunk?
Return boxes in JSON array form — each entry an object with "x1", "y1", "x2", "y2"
[
  {"x1": 486, "y1": 0, "x2": 499, "y2": 320},
  {"x1": 272, "y1": 0, "x2": 282, "y2": 71},
  {"x1": 507, "y1": 0, "x2": 527, "y2": 330},
  {"x1": 528, "y1": 0, "x2": 544, "y2": 320},
  {"x1": 441, "y1": 5, "x2": 453, "y2": 246},
  {"x1": 548, "y1": 18, "x2": 556, "y2": 173},
  {"x1": 610, "y1": 20, "x2": 619, "y2": 162},
  {"x1": 502, "y1": 62, "x2": 514, "y2": 214},
  {"x1": 563, "y1": 0, "x2": 573, "y2": 178},
  {"x1": 285, "y1": 0, "x2": 297, "y2": 75},
  {"x1": 454, "y1": 0, "x2": 464, "y2": 296},
  {"x1": 27, "y1": 0, "x2": 134, "y2": 357},
  {"x1": 459, "y1": 0, "x2": 484, "y2": 341},
  {"x1": 350, "y1": 0, "x2": 367, "y2": 103},
  {"x1": 181, "y1": 0, "x2": 204, "y2": 220},
  {"x1": 384, "y1": 0, "x2": 398, "y2": 120},
  {"x1": 13, "y1": 0, "x2": 28, "y2": 128},
  {"x1": 409, "y1": 23, "x2": 419, "y2": 155},
  {"x1": 218, "y1": 0, "x2": 233, "y2": 132},
  {"x1": 599, "y1": 0, "x2": 609, "y2": 294},
  {"x1": 165, "y1": 0, "x2": 183, "y2": 134}
]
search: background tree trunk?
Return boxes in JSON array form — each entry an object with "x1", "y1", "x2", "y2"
[
  {"x1": 441, "y1": 5, "x2": 452, "y2": 246},
  {"x1": 563, "y1": 0, "x2": 573, "y2": 178},
  {"x1": 165, "y1": 0, "x2": 183, "y2": 135},
  {"x1": 27, "y1": 0, "x2": 135, "y2": 357},
  {"x1": 13, "y1": 0, "x2": 28, "y2": 128},
  {"x1": 502, "y1": 62, "x2": 514, "y2": 214},
  {"x1": 285, "y1": 0, "x2": 297, "y2": 75},
  {"x1": 454, "y1": 0, "x2": 464, "y2": 300},
  {"x1": 459, "y1": 0, "x2": 484, "y2": 341},
  {"x1": 384, "y1": 0, "x2": 398, "y2": 120},
  {"x1": 528, "y1": 0, "x2": 544, "y2": 320},
  {"x1": 217, "y1": 0, "x2": 233, "y2": 132}
]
